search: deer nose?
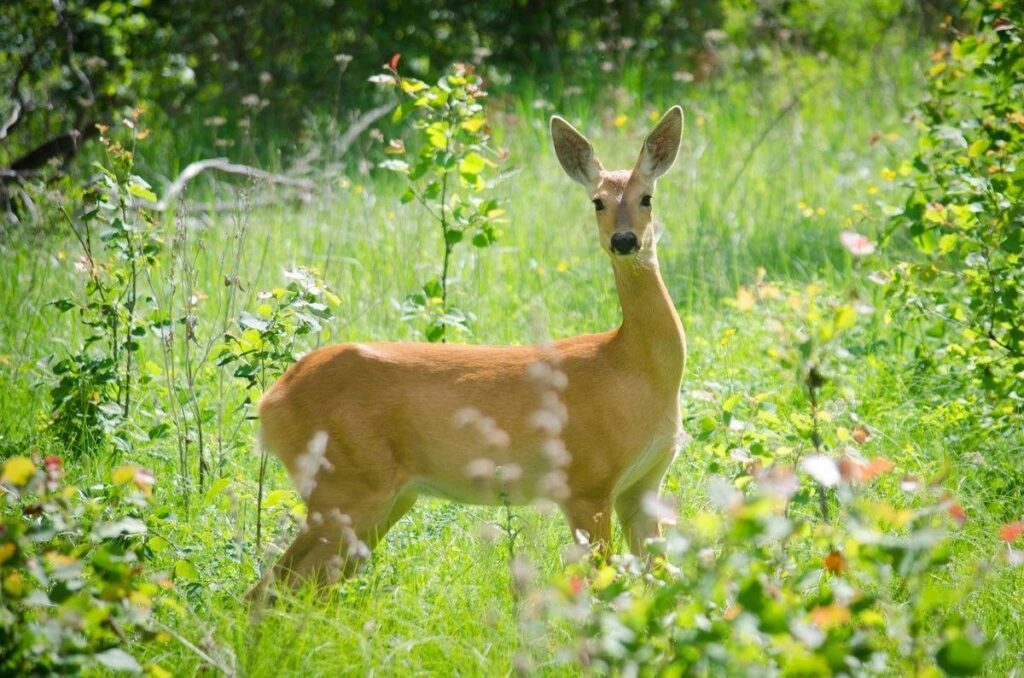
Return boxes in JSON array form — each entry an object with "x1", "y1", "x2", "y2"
[{"x1": 610, "y1": 232, "x2": 639, "y2": 255}]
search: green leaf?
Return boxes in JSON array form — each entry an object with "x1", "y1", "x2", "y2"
[
  {"x1": 399, "y1": 78, "x2": 428, "y2": 94},
  {"x1": 834, "y1": 305, "x2": 857, "y2": 331},
  {"x1": 460, "y1": 115, "x2": 486, "y2": 133},
  {"x1": 426, "y1": 322, "x2": 445, "y2": 342},
  {"x1": 95, "y1": 649, "x2": 142, "y2": 674},
  {"x1": 936, "y1": 638, "x2": 986, "y2": 676},
  {"x1": 174, "y1": 559, "x2": 200, "y2": 581},
  {"x1": 127, "y1": 183, "x2": 158, "y2": 203},
  {"x1": 263, "y1": 489, "x2": 292, "y2": 508},
  {"x1": 458, "y1": 152, "x2": 486, "y2": 176}
]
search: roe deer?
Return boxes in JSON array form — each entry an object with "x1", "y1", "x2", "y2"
[{"x1": 251, "y1": 106, "x2": 687, "y2": 597}]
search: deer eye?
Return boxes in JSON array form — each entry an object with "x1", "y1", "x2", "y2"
[
  {"x1": 593, "y1": 198, "x2": 605, "y2": 211},
  {"x1": 640, "y1": 195, "x2": 652, "y2": 207}
]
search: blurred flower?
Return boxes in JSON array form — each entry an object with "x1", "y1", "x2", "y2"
[
  {"x1": 824, "y1": 550, "x2": 846, "y2": 575},
  {"x1": 2, "y1": 456, "x2": 35, "y2": 486},
  {"x1": 840, "y1": 230, "x2": 875, "y2": 257},
  {"x1": 800, "y1": 455, "x2": 840, "y2": 487},
  {"x1": 999, "y1": 521, "x2": 1024, "y2": 542},
  {"x1": 642, "y1": 492, "x2": 678, "y2": 526},
  {"x1": 949, "y1": 503, "x2": 967, "y2": 526}
]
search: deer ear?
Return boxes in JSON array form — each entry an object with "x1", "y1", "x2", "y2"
[
  {"x1": 634, "y1": 106, "x2": 683, "y2": 181},
  {"x1": 551, "y1": 116, "x2": 603, "y2": 190}
]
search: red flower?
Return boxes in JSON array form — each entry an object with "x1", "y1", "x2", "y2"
[
  {"x1": 999, "y1": 521, "x2": 1024, "y2": 542},
  {"x1": 824, "y1": 550, "x2": 846, "y2": 575}
]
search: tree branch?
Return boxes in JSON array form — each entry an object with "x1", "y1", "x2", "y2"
[{"x1": 139, "y1": 159, "x2": 315, "y2": 211}]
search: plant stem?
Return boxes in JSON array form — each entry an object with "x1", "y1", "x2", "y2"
[{"x1": 806, "y1": 366, "x2": 831, "y2": 523}]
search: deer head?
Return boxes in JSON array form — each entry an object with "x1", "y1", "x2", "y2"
[{"x1": 551, "y1": 106, "x2": 683, "y2": 259}]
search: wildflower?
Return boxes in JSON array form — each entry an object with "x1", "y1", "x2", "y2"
[
  {"x1": 840, "y1": 230, "x2": 876, "y2": 257},
  {"x1": 999, "y1": 521, "x2": 1024, "y2": 542}
]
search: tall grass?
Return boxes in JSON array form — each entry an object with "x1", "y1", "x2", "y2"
[{"x1": 2, "y1": 47, "x2": 1022, "y2": 674}]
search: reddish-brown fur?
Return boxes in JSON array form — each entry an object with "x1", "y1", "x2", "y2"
[{"x1": 251, "y1": 107, "x2": 687, "y2": 597}]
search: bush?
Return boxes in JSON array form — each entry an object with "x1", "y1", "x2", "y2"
[
  {"x1": 885, "y1": 2, "x2": 1024, "y2": 431},
  {"x1": 0, "y1": 454, "x2": 168, "y2": 674},
  {"x1": 536, "y1": 277, "x2": 997, "y2": 675}
]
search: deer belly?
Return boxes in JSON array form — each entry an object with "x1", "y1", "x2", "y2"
[{"x1": 612, "y1": 427, "x2": 682, "y2": 497}]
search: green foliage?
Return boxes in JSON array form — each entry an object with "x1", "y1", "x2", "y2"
[
  {"x1": 217, "y1": 267, "x2": 337, "y2": 401},
  {"x1": 721, "y1": 0, "x2": 960, "y2": 66},
  {"x1": 0, "y1": 1, "x2": 189, "y2": 221},
  {"x1": 217, "y1": 267, "x2": 337, "y2": 553},
  {"x1": 377, "y1": 63, "x2": 506, "y2": 341},
  {"x1": 551, "y1": 472, "x2": 986, "y2": 675},
  {"x1": 48, "y1": 122, "x2": 163, "y2": 453},
  {"x1": 885, "y1": 2, "x2": 1024, "y2": 430},
  {"x1": 0, "y1": 454, "x2": 167, "y2": 675},
  {"x1": 544, "y1": 276, "x2": 992, "y2": 675}
]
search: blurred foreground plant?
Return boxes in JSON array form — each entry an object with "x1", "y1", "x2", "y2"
[
  {"x1": 538, "y1": 276, "x2": 1004, "y2": 675},
  {"x1": 0, "y1": 454, "x2": 169, "y2": 674}
]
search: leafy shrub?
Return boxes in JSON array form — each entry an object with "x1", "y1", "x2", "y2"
[
  {"x1": 217, "y1": 266, "x2": 337, "y2": 552},
  {"x1": 885, "y1": 2, "x2": 1024, "y2": 431},
  {"x1": 549, "y1": 470, "x2": 988, "y2": 675},
  {"x1": 375, "y1": 61, "x2": 506, "y2": 342},
  {"x1": 49, "y1": 120, "x2": 163, "y2": 453},
  {"x1": 0, "y1": 454, "x2": 168, "y2": 674},
  {"x1": 217, "y1": 267, "x2": 337, "y2": 401},
  {"x1": 534, "y1": 275, "x2": 996, "y2": 675}
]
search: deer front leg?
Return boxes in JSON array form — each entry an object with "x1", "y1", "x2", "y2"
[
  {"x1": 562, "y1": 496, "x2": 612, "y2": 556},
  {"x1": 615, "y1": 457, "x2": 674, "y2": 555}
]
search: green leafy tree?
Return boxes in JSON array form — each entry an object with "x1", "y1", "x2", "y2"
[
  {"x1": 885, "y1": 2, "x2": 1024, "y2": 429},
  {"x1": 376, "y1": 61, "x2": 506, "y2": 342}
]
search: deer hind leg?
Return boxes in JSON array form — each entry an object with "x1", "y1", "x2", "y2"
[
  {"x1": 249, "y1": 487, "x2": 406, "y2": 600},
  {"x1": 248, "y1": 432, "x2": 413, "y2": 600}
]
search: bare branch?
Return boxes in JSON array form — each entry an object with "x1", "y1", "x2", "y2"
[
  {"x1": 0, "y1": 102, "x2": 24, "y2": 143},
  {"x1": 142, "y1": 103, "x2": 393, "y2": 211},
  {"x1": 141, "y1": 159, "x2": 316, "y2": 211},
  {"x1": 336, "y1": 102, "x2": 394, "y2": 158}
]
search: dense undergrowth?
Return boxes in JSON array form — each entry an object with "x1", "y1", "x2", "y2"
[{"x1": 2, "y1": 4, "x2": 1023, "y2": 675}]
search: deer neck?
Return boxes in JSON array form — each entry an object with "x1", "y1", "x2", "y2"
[{"x1": 611, "y1": 249, "x2": 686, "y2": 390}]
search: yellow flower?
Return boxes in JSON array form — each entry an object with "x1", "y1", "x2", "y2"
[
  {"x1": 113, "y1": 464, "x2": 137, "y2": 485},
  {"x1": 880, "y1": 167, "x2": 897, "y2": 181},
  {"x1": 867, "y1": 185, "x2": 879, "y2": 195},
  {"x1": 2, "y1": 456, "x2": 35, "y2": 486},
  {"x1": 3, "y1": 572, "x2": 24, "y2": 597},
  {"x1": 815, "y1": 207, "x2": 826, "y2": 216},
  {"x1": 556, "y1": 261, "x2": 569, "y2": 272},
  {"x1": 852, "y1": 203, "x2": 865, "y2": 213},
  {"x1": 613, "y1": 114, "x2": 628, "y2": 129}
]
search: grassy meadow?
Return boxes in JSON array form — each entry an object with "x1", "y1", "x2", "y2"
[{"x1": 2, "y1": 36, "x2": 1022, "y2": 676}]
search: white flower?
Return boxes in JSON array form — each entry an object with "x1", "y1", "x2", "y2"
[{"x1": 840, "y1": 230, "x2": 876, "y2": 257}]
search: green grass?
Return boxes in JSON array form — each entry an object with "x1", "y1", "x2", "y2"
[{"x1": 2, "y1": 46, "x2": 1022, "y2": 674}]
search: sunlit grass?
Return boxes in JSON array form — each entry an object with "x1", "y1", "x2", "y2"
[{"x1": 2, "y1": 50, "x2": 1021, "y2": 674}]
